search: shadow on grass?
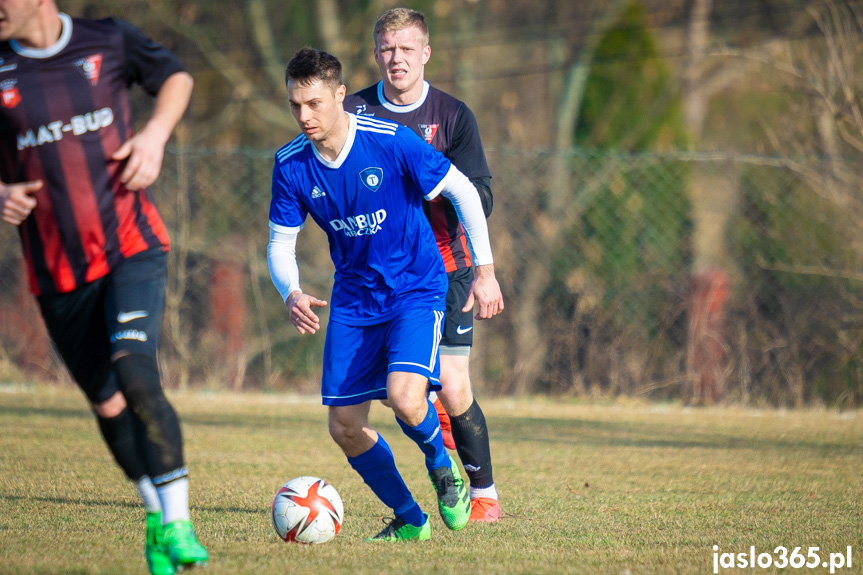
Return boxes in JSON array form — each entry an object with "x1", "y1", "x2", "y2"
[
  {"x1": 0, "y1": 404, "x2": 325, "y2": 430},
  {"x1": 3, "y1": 403, "x2": 859, "y2": 456},
  {"x1": 1, "y1": 494, "x2": 140, "y2": 509},
  {"x1": 0, "y1": 404, "x2": 92, "y2": 421},
  {"x1": 1, "y1": 493, "x2": 262, "y2": 516},
  {"x1": 492, "y1": 416, "x2": 863, "y2": 455}
]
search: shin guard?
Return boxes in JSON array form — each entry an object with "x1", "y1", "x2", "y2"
[{"x1": 114, "y1": 354, "x2": 184, "y2": 478}]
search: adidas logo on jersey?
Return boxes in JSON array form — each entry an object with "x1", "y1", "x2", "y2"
[{"x1": 311, "y1": 185, "x2": 326, "y2": 199}]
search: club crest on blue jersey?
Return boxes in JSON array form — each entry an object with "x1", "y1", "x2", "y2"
[{"x1": 360, "y1": 167, "x2": 383, "y2": 192}]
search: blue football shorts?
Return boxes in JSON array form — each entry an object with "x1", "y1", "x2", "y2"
[{"x1": 321, "y1": 307, "x2": 444, "y2": 406}]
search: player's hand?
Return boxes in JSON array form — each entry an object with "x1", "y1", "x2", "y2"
[
  {"x1": 462, "y1": 263, "x2": 504, "y2": 320},
  {"x1": 111, "y1": 126, "x2": 169, "y2": 191},
  {"x1": 287, "y1": 291, "x2": 328, "y2": 335},
  {"x1": 1, "y1": 180, "x2": 41, "y2": 225}
]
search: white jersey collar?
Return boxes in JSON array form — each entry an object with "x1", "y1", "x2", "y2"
[
  {"x1": 11, "y1": 13, "x2": 73, "y2": 59},
  {"x1": 376, "y1": 81, "x2": 429, "y2": 113},
  {"x1": 311, "y1": 112, "x2": 356, "y2": 170}
]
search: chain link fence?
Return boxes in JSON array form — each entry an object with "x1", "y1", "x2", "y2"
[{"x1": 1, "y1": 147, "x2": 861, "y2": 406}]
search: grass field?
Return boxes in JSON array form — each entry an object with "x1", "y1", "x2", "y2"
[{"x1": 1, "y1": 384, "x2": 862, "y2": 575}]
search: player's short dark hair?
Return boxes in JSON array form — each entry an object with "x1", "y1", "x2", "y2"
[
  {"x1": 373, "y1": 8, "x2": 429, "y2": 46},
  {"x1": 285, "y1": 47, "x2": 343, "y2": 91}
]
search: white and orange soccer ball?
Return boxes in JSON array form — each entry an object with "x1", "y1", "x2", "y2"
[{"x1": 271, "y1": 476, "x2": 344, "y2": 544}]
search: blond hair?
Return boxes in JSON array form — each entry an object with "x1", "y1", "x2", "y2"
[{"x1": 373, "y1": 8, "x2": 429, "y2": 46}]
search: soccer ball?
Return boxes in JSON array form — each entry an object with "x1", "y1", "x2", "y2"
[{"x1": 271, "y1": 476, "x2": 344, "y2": 544}]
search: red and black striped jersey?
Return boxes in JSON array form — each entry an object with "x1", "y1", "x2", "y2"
[
  {"x1": 345, "y1": 81, "x2": 492, "y2": 272},
  {"x1": 0, "y1": 14, "x2": 183, "y2": 295}
]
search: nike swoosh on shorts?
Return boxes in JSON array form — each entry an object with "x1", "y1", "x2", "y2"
[{"x1": 117, "y1": 311, "x2": 149, "y2": 323}]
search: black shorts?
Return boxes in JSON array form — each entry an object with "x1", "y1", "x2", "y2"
[
  {"x1": 440, "y1": 266, "x2": 474, "y2": 354},
  {"x1": 37, "y1": 248, "x2": 167, "y2": 404}
]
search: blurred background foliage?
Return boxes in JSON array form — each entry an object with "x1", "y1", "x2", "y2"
[{"x1": 1, "y1": 0, "x2": 862, "y2": 407}]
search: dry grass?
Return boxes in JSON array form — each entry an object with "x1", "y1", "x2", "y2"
[{"x1": 1, "y1": 385, "x2": 862, "y2": 574}]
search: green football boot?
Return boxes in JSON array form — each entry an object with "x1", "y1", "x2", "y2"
[
  {"x1": 367, "y1": 513, "x2": 431, "y2": 542},
  {"x1": 429, "y1": 455, "x2": 470, "y2": 531},
  {"x1": 145, "y1": 511, "x2": 175, "y2": 575},
  {"x1": 162, "y1": 520, "x2": 209, "y2": 571}
]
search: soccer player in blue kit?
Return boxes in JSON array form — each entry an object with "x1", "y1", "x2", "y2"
[
  {"x1": 267, "y1": 48, "x2": 504, "y2": 541},
  {"x1": 346, "y1": 7, "x2": 501, "y2": 523}
]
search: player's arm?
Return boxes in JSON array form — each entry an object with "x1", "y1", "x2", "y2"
[
  {"x1": 0, "y1": 180, "x2": 41, "y2": 226},
  {"x1": 112, "y1": 71, "x2": 193, "y2": 191},
  {"x1": 433, "y1": 166, "x2": 504, "y2": 319},
  {"x1": 451, "y1": 104, "x2": 493, "y2": 217},
  {"x1": 110, "y1": 19, "x2": 193, "y2": 191},
  {"x1": 267, "y1": 226, "x2": 327, "y2": 335},
  {"x1": 471, "y1": 177, "x2": 493, "y2": 218}
]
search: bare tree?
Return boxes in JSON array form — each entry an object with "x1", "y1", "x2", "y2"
[{"x1": 502, "y1": 0, "x2": 631, "y2": 395}]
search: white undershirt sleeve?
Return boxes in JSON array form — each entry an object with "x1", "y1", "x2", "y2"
[
  {"x1": 267, "y1": 225, "x2": 302, "y2": 303},
  {"x1": 432, "y1": 164, "x2": 494, "y2": 266}
]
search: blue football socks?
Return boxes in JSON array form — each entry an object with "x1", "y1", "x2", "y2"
[
  {"x1": 347, "y1": 434, "x2": 425, "y2": 527},
  {"x1": 396, "y1": 398, "x2": 450, "y2": 472}
]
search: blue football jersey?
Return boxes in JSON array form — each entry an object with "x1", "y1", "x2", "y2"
[{"x1": 269, "y1": 113, "x2": 449, "y2": 325}]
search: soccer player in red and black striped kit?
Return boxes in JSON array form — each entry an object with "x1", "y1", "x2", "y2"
[
  {"x1": 345, "y1": 7, "x2": 501, "y2": 523},
  {"x1": 0, "y1": 1, "x2": 206, "y2": 572}
]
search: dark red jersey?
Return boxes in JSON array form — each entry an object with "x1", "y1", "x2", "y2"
[
  {"x1": 345, "y1": 81, "x2": 492, "y2": 272},
  {"x1": 0, "y1": 14, "x2": 183, "y2": 295}
]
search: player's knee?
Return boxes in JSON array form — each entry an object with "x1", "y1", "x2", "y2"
[
  {"x1": 386, "y1": 374, "x2": 429, "y2": 424},
  {"x1": 439, "y1": 356, "x2": 472, "y2": 392},
  {"x1": 91, "y1": 390, "x2": 127, "y2": 418},
  {"x1": 436, "y1": 376, "x2": 474, "y2": 416},
  {"x1": 328, "y1": 417, "x2": 356, "y2": 446},
  {"x1": 328, "y1": 416, "x2": 371, "y2": 455},
  {"x1": 112, "y1": 353, "x2": 165, "y2": 409},
  {"x1": 389, "y1": 396, "x2": 428, "y2": 427}
]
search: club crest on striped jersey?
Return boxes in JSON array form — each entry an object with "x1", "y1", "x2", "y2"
[
  {"x1": 75, "y1": 54, "x2": 103, "y2": 86},
  {"x1": 418, "y1": 124, "x2": 439, "y2": 144},
  {"x1": 1, "y1": 79, "x2": 20, "y2": 109},
  {"x1": 360, "y1": 167, "x2": 383, "y2": 192}
]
